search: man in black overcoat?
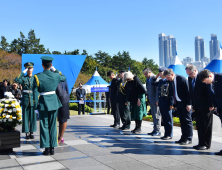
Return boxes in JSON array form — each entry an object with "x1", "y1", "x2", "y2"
[
  {"x1": 186, "y1": 65, "x2": 213, "y2": 150},
  {"x1": 107, "y1": 71, "x2": 120, "y2": 128},
  {"x1": 199, "y1": 69, "x2": 222, "y2": 155},
  {"x1": 164, "y1": 69, "x2": 193, "y2": 145}
]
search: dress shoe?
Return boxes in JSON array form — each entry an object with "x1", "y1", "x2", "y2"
[
  {"x1": 147, "y1": 131, "x2": 155, "y2": 135},
  {"x1": 25, "y1": 133, "x2": 30, "y2": 140},
  {"x1": 122, "y1": 127, "x2": 130, "y2": 131},
  {"x1": 214, "y1": 150, "x2": 222, "y2": 155},
  {"x1": 196, "y1": 146, "x2": 207, "y2": 150},
  {"x1": 50, "y1": 147, "x2": 54, "y2": 155},
  {"x1": 30, "y1": 132, "x2": 34, "y2": 139},
  {"x1": 152, "y1": 132, "x2": 161, "y2": 136},
  {"x1": 180, "y1": 140, "x2": 192, "y2": 145},
  {"x1": 161, "y1": 136, "x2": 172, "y2": 140},
  {"x1": 193, "y1": 145, "x2": 200, "y2": 149},
  {"x1": 114, "y1": 125, "x2": 120, "y2": 128},
  {"x1": 134, "y1": 128, "x2": 141, "y2": 134},
  {"x1": 110, "y1": 124, "x2": 115, "y2": 127},
  {"x1": 43, "y1": 148, "x2": 50, "y2": 156},
  {"x1": 175, "y1": 139, "x2": 184, "y2": 144}
]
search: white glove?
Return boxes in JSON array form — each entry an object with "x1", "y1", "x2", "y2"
[
  {"x1": 23, "y1": 68, "x2": 28, "y2": 74},
  {"x1": 50, "y1": 66, "x2": 56, "y2": 72}
]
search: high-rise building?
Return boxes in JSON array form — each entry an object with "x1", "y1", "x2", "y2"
[
  {"x1": 159, "y1": 33, "x2": 177, "y2": 67},
  {"x1": 209, "y1": 34, "x2": 219, "y2": 61},
  {"x1": 195, "y1": 36, "x2": 205, "y2": 61}
]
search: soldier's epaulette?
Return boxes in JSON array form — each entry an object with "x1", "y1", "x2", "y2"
[{"x1": 34, "y1": 75, "x2": 40, "y2": 88}]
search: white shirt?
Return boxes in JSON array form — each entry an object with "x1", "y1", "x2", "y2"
[{"x1": 173, "y1": 75, "x2": 181, "y2": 102}]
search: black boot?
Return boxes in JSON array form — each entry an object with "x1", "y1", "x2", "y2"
[
  {"x1": 26, "y1": 133, "x2": 30, "y2": 139},
  {"x1": 131, "y1": 120, "x2": 138, "y2": 133},
  {"x1": 30, "y1": 132, "x2": 34, "y2": 139},
  {"x1": 43, "y1": 148, "x2": 50, "y2": 156},
  {"x1": 134, "y1": 120, "x2": 142, "y2": 134},
  {"x1": 50, "y1": 147, "x2": 54, "y2": 155}
]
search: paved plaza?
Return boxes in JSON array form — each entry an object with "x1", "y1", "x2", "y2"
[{"x1": 1, "y1": 115, "x2": 222, "y2": 170}]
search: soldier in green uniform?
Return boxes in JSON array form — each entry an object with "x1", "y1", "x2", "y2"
[
  {"x1": 14, "y1": 62, "x2": 38, "y2": 139},
  {"x1": 33, "y1": 56, "x2": 66, "y2": 155}
]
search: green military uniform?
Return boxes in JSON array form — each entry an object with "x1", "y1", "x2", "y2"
[
  {"x1": 14, "y1": 62, "x2": 38, "y2": 134},
  {"x1": 33, "y1": 57, "x2": 66, "y2": 149}
]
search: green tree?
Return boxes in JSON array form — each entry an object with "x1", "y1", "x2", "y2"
[
  {"x1": 0, "y1": 36, "x2": 9, "y2": 51},
  {"x1": 52, "y1": 51, "x2": 62, "y2": 54},
  {"x1": 142, "y1": 57, "x2": 159, "y2": 75}
]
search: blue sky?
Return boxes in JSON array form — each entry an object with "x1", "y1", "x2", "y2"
[{"x1": 1, "y1": 0, "x2": 222, "y2": 65}]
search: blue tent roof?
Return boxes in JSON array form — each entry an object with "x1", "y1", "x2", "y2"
[
  {"x1": 84, "y1": 71, "x2": 109, "y2": 86},
  {"x1": 205, "y1": 49, "x2": 222, "y2": 73},
  {"x1": 168, "y1": 56, "x2": 187, "y2": 77}
]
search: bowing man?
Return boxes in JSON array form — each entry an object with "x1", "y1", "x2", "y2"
[
  {"x1": 199, "y1": 69, "x2": 222, "y2": 155},
  {"x1": 164, "y1": 69, "x2": 193, "y2": 145},
  {"x1": 186, "y1": 65, "x2": 213, "y2": 150}
]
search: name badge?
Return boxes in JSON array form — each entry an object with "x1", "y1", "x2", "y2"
[{"x1": 79, "y1": 100, "x2": 84, "y2": 104}]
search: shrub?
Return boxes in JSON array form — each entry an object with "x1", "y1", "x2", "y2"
[{"x1": 69, "y1": 103, "x2": 93, "y2": 112}]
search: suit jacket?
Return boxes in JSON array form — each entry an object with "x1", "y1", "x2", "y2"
[
  {"x1": 0, "y1": 85, "x2": 11, "y2": 99},
  {"x1": 33, "y1": 69, "x2": 66, "y2": 111},
  {"x1": 171, "y1": 74, "x2": 192, "y2": 107},
  {"x1": 56, "y1": 81, "x2": 70, "y2": 105},
  {"x1": 207, "y1": 73, "x2": 222, "y2": 113},
  {"x1": 76, "y1": 88, "x2": 86, "y2": 100},
  {"x1": 146, "y1": 74, "x2": 159, "y2": 105},
  {"x1": 110, "y1": 78, "x2": 119, "y2": 102},
  {"x1": 188, "y1": 75, "x2": 212, "y2": 111}
]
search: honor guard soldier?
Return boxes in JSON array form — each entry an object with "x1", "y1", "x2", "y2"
[
  {"x1": 33, "y1": 56, "x2": 66, "y2": 155},
  {"x1": 156, "y1": 67, "x2": 174, "y2": 140},
  {"x1": 14, "y1": 62, "x2": 38, "y2": 139}
]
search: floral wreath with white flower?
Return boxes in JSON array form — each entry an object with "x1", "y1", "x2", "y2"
[{"x1": 0, "y1": 92, "x2": 22, "y2": 132}]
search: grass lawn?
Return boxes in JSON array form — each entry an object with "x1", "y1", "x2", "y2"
[{"x1": 70, "y1": 106, "x2": 151, "y2": 116}]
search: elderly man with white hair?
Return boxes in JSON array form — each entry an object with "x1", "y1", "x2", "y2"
[
  {"x1": 143, "y1": 67, "x2": 161, "y2": 136},
  {"x1": 124, "y1": 71, "x2": 146, "y2": 133}
]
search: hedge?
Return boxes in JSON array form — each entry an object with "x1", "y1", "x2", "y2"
[{"x1": 69, "y1": 103, "x2": 93, "y2": 112}]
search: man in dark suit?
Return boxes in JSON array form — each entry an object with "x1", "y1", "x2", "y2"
[
  {"x1": 186, "y1": 65, "x2": 213, "y2": 150},
  {"x1": 0, "y1": 79, "x2": 11, "y2": 99},
  {"x1": 199, "y1": 69, "x2": 222, "y2": 155},
  {"x1": 76, "y1": 83, "x2": 86, "y2": 115},
  {"x1": 107, "y1": 71, "x2": 120, "y2": 128},
  {"x1": 164, "y1": 69, "x2": 193, "y2": 145}
]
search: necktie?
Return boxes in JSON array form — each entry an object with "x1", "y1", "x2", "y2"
[{"x1": 192, "y1": 78, "x2": 195, "y2": 91}]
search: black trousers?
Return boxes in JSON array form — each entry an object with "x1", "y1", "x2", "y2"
[
  {"x1": 118, "y1": 102, "x2": 131, "y2": 128},
  {"x1": 159, "y1": 106, "x2": 173, "y2": 137},
  {"x1": 111, "y1": 101, "x2": 120, "y2": 126},
  {"x1": 78, "y1": 103, "x2": 85, "y2": 115},
  {"x1": 177, "y1": 102, "x2": 193, "y2": 141},
  {"x1": 106, "y1": 101, "x2": 111, "y2": 114},
  {"x1": 195, "y1": 108, "x2": 213, "y2": 148}
]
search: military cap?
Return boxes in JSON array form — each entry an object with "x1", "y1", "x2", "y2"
[
  {"x1": 24, "y1": 62, "x2": 34, "y2": 68},
  {"x1": 41, "y1": 56, "x2": 54, "y2": 63},
  {"x1": 159, "y1": 67, "x2": 167, "y2": 72},
  {"x1": 119, "y1": 70, "x2": 126, "y2": 73}
]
